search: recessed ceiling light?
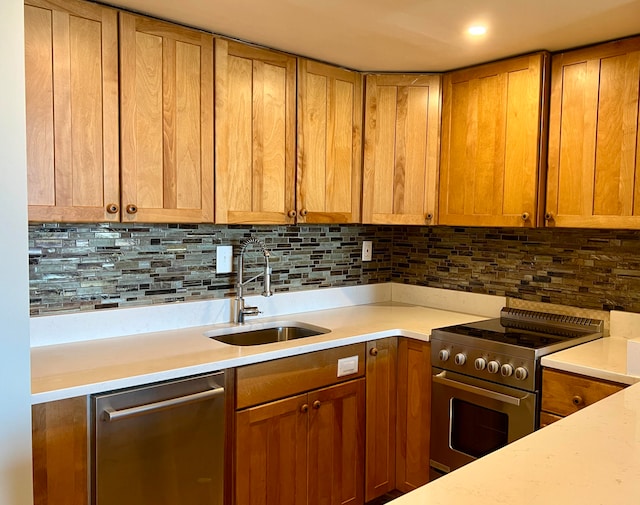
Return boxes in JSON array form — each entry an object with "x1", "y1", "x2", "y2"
[{"x1": 468, "y1": 25, "x2": 487, "y2": 36}]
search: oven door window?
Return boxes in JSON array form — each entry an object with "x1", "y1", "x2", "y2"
[{"x1": 450, "y1": 398, "x2": 508, "y2": 458}]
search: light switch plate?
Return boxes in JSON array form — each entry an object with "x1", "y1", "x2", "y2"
[
  {"x1": 216, "y1": 245, "x2": 233, "y2": 274},
  {"x1": 362, "y1": 241, "x2": 372, "y2": 262},
  {"x1": 337, "y1": 355, "x2": 359, "y2": 377}
]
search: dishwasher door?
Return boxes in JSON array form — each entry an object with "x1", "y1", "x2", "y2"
[{"x1": 92, "y1": 371, "x2": 225, "y2": 505}]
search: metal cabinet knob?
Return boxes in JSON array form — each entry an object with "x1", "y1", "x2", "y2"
[
  {"x1": 572, "y1": 395, "x2": 584, "y2": 406},
  {"x1": 287, "y1": 210, "x2": 296, "y2": 218},
  {"x1": 521, "y1": 212, "x2": 530, "y2": 221},
  {"x1": 545, "y1": 212, "x2": 553, "y2": 221},
  {"x1": 300, "y1": 208, "x2": 308, "y2": 217},
  {"x1": 106, "y1": 203, "x2": 119, "y2": 214},
  {"x1": 126, "y1": 204, "x2": 138, "y2": 214},
  {"x1": 300, "y1": 404, "x2": 309, "y2": 413},
  {"x1": 426, "y1": 213, "x2": 434, "y2": 221},
  {"x1": 369, "y1": 347, "x2": 378, "y2": 357},
  {"x1": 312, "y1": 400, "x2": 321, "y2": 410}
]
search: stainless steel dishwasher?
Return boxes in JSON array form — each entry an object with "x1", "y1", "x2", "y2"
[{"x1": 92, "y1": 371, "x2": 225, "y2": 505}]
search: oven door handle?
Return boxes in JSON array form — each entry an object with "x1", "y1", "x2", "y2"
[{"x1": 433, "y1": 371, "x2": 526, "y2": 406}]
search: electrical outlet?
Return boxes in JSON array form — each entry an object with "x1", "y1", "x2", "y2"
[
  {"x1": 216, "y1": 245, "x2": 233, "y2": 274},
  {"x1": 362, "y1": 241, "x2": 373, "y2": 262}
]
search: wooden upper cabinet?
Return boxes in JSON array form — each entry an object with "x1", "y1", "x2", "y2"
[
  {"x1": 546, "y1": 37, "x2": 640, "y2": 229},
  {"x1": 439, "y1": 53, "x2": 548, "y2": 227},
  {"x1": 297, "y1": 60, "x2": 363, "y2": 224},
  {"x1": 25, "y1": 0, "x2": 119, "y2": 222},
  {"x1": 119, "y1": 13, "x2": 214, "y2": 223},
  {"x1": 215, "y1": 39, "x2": 296, "y2": 224},
  {"x1": 363, "y1": 74, "x2": 441, "y2": 225}
]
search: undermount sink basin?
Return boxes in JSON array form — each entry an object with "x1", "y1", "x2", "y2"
[{"x1": 205, "y1": 321, "x2": 331, "y2": 346}]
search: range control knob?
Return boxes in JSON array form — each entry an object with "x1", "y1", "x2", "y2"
[
  {"x1": 474, "y1": 357, "x2": 487, "y2": 371},
  {"x1": 501, "y1": 364, "x2": 514, "y2": 377},
  {"x1": 487, "y1": 360, "x2": 500, "y2": 374},
  {"x1": 438, "y1": 349, "x2": 450, "y2": 362},
  {"x1": 454, "y1": 353, "x2": 466, "y2": 366},
  {"x1": 514, "y1": 367, "x2": 529, "y2": 381}
]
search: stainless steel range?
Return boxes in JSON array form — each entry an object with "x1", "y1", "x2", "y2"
[{"x1": 429, "y1": 307, "x2": 603, "y2": 478}]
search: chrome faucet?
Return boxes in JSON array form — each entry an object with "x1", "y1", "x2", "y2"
[{"x1": 234, "y1": 238, "x2": 273, "y2": 323}]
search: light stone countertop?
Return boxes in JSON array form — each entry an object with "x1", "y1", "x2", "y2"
[
  {"x1": 541, "y1": 337, "x2": 640, "y2": 385},
  {"x1": 390, "y1": 380, "x2": 640, "y2": 505},
  {"x1": 31, "y1": 302, "x2": 487, "y2": 404}
]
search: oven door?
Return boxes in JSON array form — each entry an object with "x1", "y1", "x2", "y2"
[{"x1": 430, "y1": 367, "x2": 537, "y2": 476}]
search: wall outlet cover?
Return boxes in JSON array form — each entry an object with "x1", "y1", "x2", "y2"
[
  {"x1": 362, "y1": 241, "x2": 373, "y2": 262},
  {"x1": 216, "y1": 245, "x2": 233, "y2": 274}
]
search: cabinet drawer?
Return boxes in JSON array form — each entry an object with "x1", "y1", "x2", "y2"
[
  {"x1": 541, "y1": 369, "x2": 625, "y2": 417},
  {"x1": 539, "y1": 410, "x2": 563, "y2": 428},
  {"x1": 236, "y1": 343, "x2": 365, "y2": 409}
]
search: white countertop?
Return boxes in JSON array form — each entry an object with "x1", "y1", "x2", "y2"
[
  {"x1": 392, "y1": 380, "x2": 640, "y2": 505},
  {"x1": 541, "y1": 337, "x2": 640, "y2": 385},
  {"x1": 31, "y1": 302, "x2": 487, "y2": 403}
]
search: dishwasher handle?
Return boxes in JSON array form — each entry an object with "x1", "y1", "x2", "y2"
[{"x1": 103, "y1": 386, "x2": 224, "y2": 422}]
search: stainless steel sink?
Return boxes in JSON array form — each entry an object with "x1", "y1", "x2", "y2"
[{"x1": 204, "y1": 321, "x2": 331, "y2": 346}]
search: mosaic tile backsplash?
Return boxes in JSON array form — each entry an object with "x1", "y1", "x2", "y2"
[
  {"x1": 29, "y1": 224, "x2": 393, "y2": 315},
  {"x1": 393, "y1": 226, "x2": 640, "y2": 313},
  {"x1": 29, "y1": 223, "x2": 640, "y2": 316}
]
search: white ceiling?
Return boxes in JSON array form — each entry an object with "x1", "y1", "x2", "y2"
[{"x1": 106, "y1": 0, "x2": 640, "y2": 71}]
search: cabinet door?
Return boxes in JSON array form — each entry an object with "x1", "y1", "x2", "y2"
[
  {"x1": 216, "y1": 39, "x2": 296, "y2": 224},
  {"x1": 546, "y1": 37, "x2": 640, "y2": 229},
  {"x1": 363, "y1": 74, "x2": 441, "y2": 225},
  {"x1": 297, "y1": 59, "x2": 363, "y2": 223},
  {"x1": 365, "y1": 338, "x2": 397, "y2": 502},
  {"x1": 25, "y1": 0, "x2": 119, "y2": 223},
  {"x1": 308, "y1": 379, "x2": 365, "y2": 505},
  {"x1": 32, "y1": 396, "x2": 88, "y2": 505},
  {"x1": 235, "y1": 394, "x2": 308, "y2": 505},
  {"x1": 119, "y1": 13, "x2": 214, "y2": 223},
  {"x1": 396, "y1": 339, "x2": 431, "y2": 493},
  {"x1": 439, "y1": 53, "x2": 548, "y2": 227}
]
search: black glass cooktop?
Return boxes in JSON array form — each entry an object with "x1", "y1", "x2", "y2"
[{"x1": 439, "y1": 318, "x2": 596, "y2": 350}]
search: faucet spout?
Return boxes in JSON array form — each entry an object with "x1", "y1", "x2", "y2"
[{"x1": 234, "y1": 238, "x2": 273, "y2": 324}]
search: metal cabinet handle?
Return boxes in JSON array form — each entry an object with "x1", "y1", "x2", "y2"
[
  {"x1": 426, "y1": 213, "x2": 433, "y2": 221},
  {"x1": 572, "y1": 395, "x2": 584, "y2": 406},
  {"x1": 287, "y1": 210, "x2": 296, "y2": 218},
  {"x1": 545, "y1": 212, "x2": 553, "y2": 221},
  {"x1": 103, "y1": 387, "x2": 224, "y2": 422},
  {"x1": 106, "y1": 203, "x2": 119, "y2": 214},
  {"x1": 300, "y1": 403, "x2": 309, "y2": 413},
  {"x1": 369, "y1": 347, "x2": 378, "y2": 357},
  {"x1": 521, "y1": 212, "x2": 530, "y2": 221},
  {"x1": 312, "y1": 400, "x2": 321, "y2": 410},
  {"x1": 126, "y1": 204, "x2": 138, "y2": 214},
  {"x1": 300, "y1": 208, "x2": 308, "y2": 217},
  {"x1": 433, "y1": 371, "x2": 527, "y2": 406}
]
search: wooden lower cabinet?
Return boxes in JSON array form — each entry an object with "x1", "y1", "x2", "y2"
[
  {"x1": 235, "y1": 379, "x2": 365, "y2": 505},
  {"x1": 395, "y1": 339, "x2": 431, "y2": 493},
  {"x1": 540, "y1": 368, "x2": 626, "y2": 426},
  {"x1": 32, "y1": 396, "x2": 89, "y2": 505}
]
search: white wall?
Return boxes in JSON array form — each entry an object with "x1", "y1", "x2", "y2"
[{"x1": 0, "y1": 0, "x2": 34, "y2": 503}]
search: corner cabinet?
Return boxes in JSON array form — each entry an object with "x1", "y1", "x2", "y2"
[
  {"x1": 215, "y1": 39, "x2": 297, "y2": 224},
  {"x1": 546, "y1": 36, "x2": 640, "y2": 229},
  {"x1": 119, "y1": 13, "x2": 214, "y2": 223},
  {"x1": 297, "y1": 60, "x2": 363, "y2": 224},
  {"x1": 439, "y1": 53, "x2": 549, "y2": 227},
  {"x1": 363, "y1": 74, "x2": 441, "y2": 225},
  {"x1": 25, "y1": 0, "x2": 120, "y2": 223}
]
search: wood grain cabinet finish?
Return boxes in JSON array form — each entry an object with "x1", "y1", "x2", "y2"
[
  {"x1": 32, "y1": 396, "x2": 88, "y2": 505},
  {"x1": 119, "y1": 13, "x2": 214, "y2": 223},
  {"x1": 439, "y1": 53, "x2": 549, "y2": 227},
  {"x1": 546, "y1": 36, "x2": 640, "y2": 229},
  {"x1": 365, "y1": 338, "x2": 397, "y2": 502},
  {"x1": 541, "y1": 369, "x2": 625, "y2": 425},
  {"x1": 215, "y1": 39, "x2": 296, "y2": 224},
  {"x1": 25, "y1": 0, "x2": 119, "y2": 223},
  {"x1": 235, "y1": 380, "x2": 365, "y2": 505},
  {"x1": 297, "y1": 59, "x2": 363, "y2": 224},
  {"x1": 395, "y1": 339, "x2": 431, "y2": 493},
  {"x1": 363, "y1": 74, "x2": 441, "y2": 225}
]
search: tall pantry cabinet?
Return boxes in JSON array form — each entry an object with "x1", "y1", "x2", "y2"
[{"x1": 546, "y1": 36, "x2": 640, "y2": 229}]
